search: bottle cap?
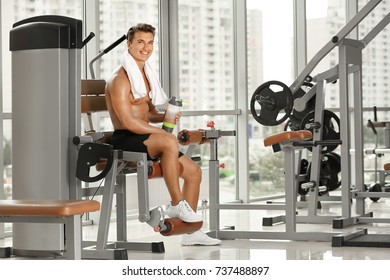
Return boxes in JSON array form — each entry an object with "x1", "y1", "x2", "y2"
[{"x1": 169, "y1": 96, "x2": 182, "y2": 107}]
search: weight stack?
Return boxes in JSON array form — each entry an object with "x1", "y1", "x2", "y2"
[{"x1": 10, "y1": 16, "x2": 82, "y2": 257}]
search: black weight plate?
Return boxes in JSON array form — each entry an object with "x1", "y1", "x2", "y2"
[
  {"x1": 300, "y1": 110, "x2": 340, "y2": 153},
  {"x1": 250, "y1": 80, "x2": 293, "y2": 126},
  {"x1": 305, "y1": 152, "x2": 341, "y2": 195}
]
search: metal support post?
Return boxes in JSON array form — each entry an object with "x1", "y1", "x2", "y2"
[
  {"x1": 307, "y1": 79, "x2": 326, "y2": 217},
  {"x1": 116, "y1": 172, "x2": 127, "y2": 242},
  {"x1": 96, "y1": 155, "x2": 119, "y2": 250},
  {"x1": 208, "y1": 138, "x2": 220, "y2": 233},
  {"x1": 338, "y1": 42, "x2": 353, "y2": 220},
  {"x1": 284, "y1": 147, "x2": 297, "y2": 233}
]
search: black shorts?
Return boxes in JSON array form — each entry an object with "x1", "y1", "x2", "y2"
[{"x1": 110, "y1": 130, "x2": 183, "y2": 160}]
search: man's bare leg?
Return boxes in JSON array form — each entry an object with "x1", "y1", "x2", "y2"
[
  {"x1": 144, "y1": 133, "x2": 203, "y2": 223},
  {"x1": 178, "y1": 156, "x2": 221, "y2": 246},
  {"x1": 145, "y1": 134, "x2": 220, "y2": 244},
  {"x1": 179, "y1": 156, "x2": 201, "y2": 211},
  {"x1": 144, "y1": 133, "x2": 183, "y2": 205}
]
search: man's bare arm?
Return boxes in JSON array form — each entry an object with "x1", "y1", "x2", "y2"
[
  {"x1": 148, "y1": 100, "x2": 182, "y2": 125},
  {"x1": 148, "y1": 101, "x2": 164, "y2": 123}
]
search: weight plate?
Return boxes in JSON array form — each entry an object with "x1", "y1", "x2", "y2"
[
  {"x1": 300, "y1": 110, "x2": 340, "y2": 153},
  {"x1": 250, "y1": 80, "x2": 293, "y2": 126},
  {"x1": 304, "y1": 152, "x2": 341, "y2": 195}
]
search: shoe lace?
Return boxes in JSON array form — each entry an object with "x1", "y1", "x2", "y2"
[{"x1": 180, "y1": 200, "x2": 194, "y2": 213}]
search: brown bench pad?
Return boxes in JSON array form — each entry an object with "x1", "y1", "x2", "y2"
[
  {"x1": 0, "y1": 200, "x2": 100, "y2": 217},
  {"x1": 264, "y1": 130, "x2": 312, "y2": 147}
]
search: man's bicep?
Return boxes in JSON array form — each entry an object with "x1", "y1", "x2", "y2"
[{"x1": 110, "y1": 83, "x2": 134, "y2": 122}]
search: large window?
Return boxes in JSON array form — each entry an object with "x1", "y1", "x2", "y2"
[
  {"x1": 177, "y1": 0, "x2": 237, "y2": 202},
  {"x1": 98, "y1": 0, "x2": 159, "y2": 81},
  {"x1": 358, "y1": 0, "x2": 390, "y2": 182},
  {"x1": 246, "y1": 0, "x2": 294, "y2": 199},
  {"x1": 177, "y1": 0, "x2": 234, "y2": 111},
  {"x1": 306, "y1": 0, "x2": 345, "y2": 110},
  {"x1": 359, "y1": 0, "x2": 390, "y2": 110}
]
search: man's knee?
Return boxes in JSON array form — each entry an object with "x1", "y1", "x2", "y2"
[
  {"x1": 147, "y1": 133, "x2": 178, "y2": 153},
  {"x1": 163, "y1": 133, "x2": 180, "y2": 152},
  {"x1": 183, "y1": 161, "x2": 202, "y2": 181},
  {"x1": 194, "y1": 164, "x2": 202, "y2": 178}
]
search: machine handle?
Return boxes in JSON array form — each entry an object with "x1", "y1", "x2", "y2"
[
  {"x1": 103, "y1": 34, "x2": 127, "y2": 54},
  {"x1": 81, "y1": 32, "x2": 95, "y2": 48}
]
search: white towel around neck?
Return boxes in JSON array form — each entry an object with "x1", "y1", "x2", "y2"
[{"x1": 121, "y1": 50, "x2": 168, "y2": 106}]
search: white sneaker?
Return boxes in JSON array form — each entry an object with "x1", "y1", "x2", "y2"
[
  {"x1": 166, "y1": 200, "x2": 203, "y2": 223},
  {"x1": 181, "y1": 230, "x2": 221, "y2": 246}
]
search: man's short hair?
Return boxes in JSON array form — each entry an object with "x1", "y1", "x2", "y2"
[{"x1": 127, "y1": 23, "x2": 156, "y2": 42}]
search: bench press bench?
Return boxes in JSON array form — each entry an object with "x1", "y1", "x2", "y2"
[{"x1": 0, "y1": 199, "x2": 100, "y2": 259}]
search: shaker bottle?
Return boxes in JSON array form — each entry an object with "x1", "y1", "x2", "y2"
[{"x1": 162, "y1": 97, "x2": 182, "y2": 133}]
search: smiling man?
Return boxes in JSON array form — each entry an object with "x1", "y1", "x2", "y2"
[{"x1": 105, "y1": 23, "x2": 221, "y2": 246}]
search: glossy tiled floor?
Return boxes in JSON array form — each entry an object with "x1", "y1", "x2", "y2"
[{"x1": 2, "y1": 191, "x2": 389, "y2": 261}]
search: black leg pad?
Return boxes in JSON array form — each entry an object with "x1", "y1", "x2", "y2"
[
  {"x1": 113, "y1": 248, "x2": 128, "y2": 260},
  {"x1": 152, "y1": 242, "x2": 165, "y2": 253},
  {"x1": 0, "y1": 247, "x2": 12, "y2": 258}
]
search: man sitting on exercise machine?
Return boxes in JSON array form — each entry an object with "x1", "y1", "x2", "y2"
[{"x1": 105, "y1": 23, "x2": 220, "y2": 246}]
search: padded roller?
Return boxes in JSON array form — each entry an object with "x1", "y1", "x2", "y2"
[
  {"x1": 148, "y1": 162, "x2": 184, "y2": 179},
  {"x1": 177, "y1": 129, "x2": 208, "y2": 145},
  {"x1": 160, "y1": 217, "x2": 203, "y2": 236},
  {"x1": 148, "y1": 161, "x2": 162, "y2": 178}
]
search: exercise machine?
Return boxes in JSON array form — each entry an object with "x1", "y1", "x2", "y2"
[
  {"x1": 9, "y1": 15, "x2": 84, "y2": 257},
  {"x1": 251, "y1": 0, "x2": 390, "y2": 247}
]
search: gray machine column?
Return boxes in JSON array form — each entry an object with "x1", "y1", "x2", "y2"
[{"x1": 10, "y1": 16, "x2": 82, "y2": 257}]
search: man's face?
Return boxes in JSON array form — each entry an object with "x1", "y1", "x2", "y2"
[{"x1": 128, "y1": 31, "x2": 154, "y2": 64}]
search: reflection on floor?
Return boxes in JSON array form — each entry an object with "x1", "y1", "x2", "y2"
[{"x1": 1, "y1": 193, "x2": 390, "y2": 260}]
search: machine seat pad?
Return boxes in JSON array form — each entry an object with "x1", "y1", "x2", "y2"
[
  {"x1": 0, "y1": 200, "x2": 100, "y2": 217},
  {"x1": 264, "y1": 130, "x2": 312, "y2": 147},
  {"x1": 384, "y1": 163, "x2": 390, "y2": 171}
]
